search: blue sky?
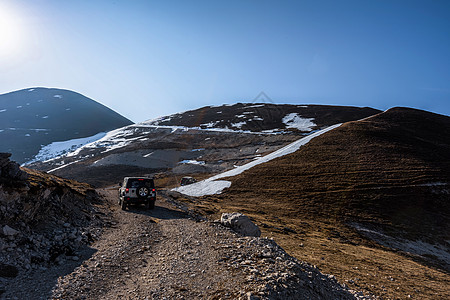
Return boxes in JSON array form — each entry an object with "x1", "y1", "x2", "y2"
[{"x1": 0, "y1": 0, "x2": 449, "y2": 122}]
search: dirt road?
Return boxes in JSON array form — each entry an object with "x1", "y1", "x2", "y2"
[{"x1": 2, "y1": 188, "x2": 359, "y2": 299}]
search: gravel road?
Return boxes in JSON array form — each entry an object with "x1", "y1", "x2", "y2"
[{"x1": 2, "y1": 188, "x2": 361, "y2": 299}]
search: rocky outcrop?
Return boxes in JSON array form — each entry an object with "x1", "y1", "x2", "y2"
[
  {"x1": 221, "y1": 212, "x2": 261, "y2": 237},
  {"x1": 0, "y1": 153, "x2": 28, "y2": 182},
  {"x1": 0, "y1": 153, "x2": 107, "y2": 281}
]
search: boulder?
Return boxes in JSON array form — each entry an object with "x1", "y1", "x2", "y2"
[
  {"x1": 220, "y1": 212, "x2": 261, "y2": 237},
  {"x1": 0, "y1": 152, "x2": 28, "y2": 181},
  {"x1": 2, "y1": 225, "x2": 19, "y2": 236}
]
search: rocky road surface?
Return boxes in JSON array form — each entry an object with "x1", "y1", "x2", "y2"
[{"x1": 2, "y1": 188, "x2": 362, "y2": 299}]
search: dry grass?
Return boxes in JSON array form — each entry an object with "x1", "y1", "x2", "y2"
[{"x1": 169, "y1": 108, "x2": 450, "y2": 299}]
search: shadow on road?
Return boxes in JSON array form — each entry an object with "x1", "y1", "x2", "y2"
[
  {"x1": 2, "y1": 246, "x2": 97, "y2": 299},
  {"x1": 122, "y1": 203, "x2": 189, "y2": 220}
]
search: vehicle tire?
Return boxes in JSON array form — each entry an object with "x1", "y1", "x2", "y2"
[
  {"x1": 120, "y1": 199, "x2": 127, "y2": 210},
  {"x1": 137, "y1": 186, "x2": 149, "y2": 198}
]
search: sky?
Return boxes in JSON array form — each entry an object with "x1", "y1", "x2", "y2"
[{"x1": 0, "y1": 0, "x2": 449, "y2": 123}]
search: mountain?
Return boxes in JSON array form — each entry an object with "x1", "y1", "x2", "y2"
[
  {"x1": 147, "y1": 103, "x2": 380, "y2": 133},
  {"x1": 177, "y1": 107, "x2": 450, "y2": 298},
  {"x1": 26, "y1": 103, "x2": 380, "y2": 187},
  {"x1": 0, "y1": 88, "x2": 133, "y2": 163}
]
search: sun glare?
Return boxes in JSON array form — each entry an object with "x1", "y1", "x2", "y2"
[{"x1": 0, "y1": 3, "x2": 24, "y2": 60}]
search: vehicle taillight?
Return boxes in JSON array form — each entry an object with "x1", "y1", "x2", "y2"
[
  {"x1": 126, "y1": 188, "x2": 129, "y2": 192},
  {"x1": 138, "y1": 179, "x2": 144, "y2": 181},
  {"x1": 152, "y1": 189, "x2": 156, "y2": 192}
]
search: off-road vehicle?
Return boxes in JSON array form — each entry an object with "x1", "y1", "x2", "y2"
[{"x1": 118, "y1": 177, "x2": 156, "y2": 210}]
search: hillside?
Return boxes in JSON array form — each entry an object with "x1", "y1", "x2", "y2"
[
  {"x1": 0, "y1": 88, "x2": 133, "y2": 163},
  {"x1": 27, "y1": 103, "x2": 380, "y2": 187},
  {"x1": 147, "y1": 103, "x2": 379, "y2": 133},
  {"x1": 171, "y1": 107, "x2": 450, "y2": 299},
  {"x1": 225, "y1": 107, "x2": 450, "y2": 243}
]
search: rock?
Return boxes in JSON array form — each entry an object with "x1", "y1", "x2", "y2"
[
  {"x1": 0, "y1": 153, "x2": 28, "y2": 181},
  {"x1": 2, "y1": 225, "x2": 19, "y2": 236},
  {"x1": 220, "y1": 213, "x2": 261, "y2": 237},
  {"x1": 0, "y1": 263, "x2": 19, "y2": 278}
]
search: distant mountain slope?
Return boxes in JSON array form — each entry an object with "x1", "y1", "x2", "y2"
[
  {"x1": 0, "y1": 88, "x2": 133, "y2": 163},
  {"x1": 28, "y1": 103, "x2": 381, "y2": 187},
  {"x1": 146, "y1": 103, "x2": 380, "y2": 133}
]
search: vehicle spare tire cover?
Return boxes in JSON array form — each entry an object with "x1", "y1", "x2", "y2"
[{"x1": 137, "y1": 186, "x2": 149, "y2": 198}]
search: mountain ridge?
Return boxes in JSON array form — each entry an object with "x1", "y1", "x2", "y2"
[
  {"x1": 26, "y1": 103, "x2": 381, "y2": 187},
  {"x1": 0, "y1": 87, "x2": 133, "y2": 163}
]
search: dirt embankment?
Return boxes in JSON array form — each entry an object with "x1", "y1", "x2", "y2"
[{"x1": 1, "y1": 153, "x2": 107, "y2": 280}]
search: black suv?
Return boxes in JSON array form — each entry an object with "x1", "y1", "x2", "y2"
[{"x1": 118, "y1": 177, "x2": 156, "y2": 210}]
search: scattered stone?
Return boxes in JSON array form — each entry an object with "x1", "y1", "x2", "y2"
[
  {"x1": 220, "y1": 213, "x2": 261, "y2": 237},
  {"x1": 2, "y1": 225, "x2": 19, "y2": 236}
]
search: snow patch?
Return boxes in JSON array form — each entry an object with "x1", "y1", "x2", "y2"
[
  {"x1": 246, "y1": 104, "x2": 265, "y2": 108},
  {"x1": 282, "y1": 113, "x2": 316, "y2": 132},
  {"x1": 53, "y1": 95, "x2": 63, "y2": 99},
  {"x1": 200, "y1": 121, "x2": 219, "y2": 128},
  {"x1": 173, "y1": 124, "x2": 341, "y2": 196},
  {"x1": 173, "y1": 180, "x2": 231, "y2": 197},
  {"x1": 0, "y1": 109, "x2": 6, "y2": 113},
  {"x1": 16, "y1": 106, "x2": 22, "y2": 109},
  {"x1": 230, "y1": 121, "x2": 247, "y2": 129},
  {"x1": 28, "y1": 89, "x2": 35, "y2": 92},
  {"x1": 47, "y1": 160, "x2": 80, "y2": 173},
  {"x1": 251, "y1": 116, "x2": 263, "y2": 121},
  {"x1": 143, "y1": 152, "x2": 154, "y2": 158},
  {"x1": 179, "y1": 160, "x2": 206, "y2": 165},
  {"x1": 24, "y1": 132, "x2": 106, "y2": 164},
  {"x1": 42, "y1": 116, "x2": 49, "y2": 119},
  {"x1": 351, "y1": 223, "x2": 450, "y2": 266}
]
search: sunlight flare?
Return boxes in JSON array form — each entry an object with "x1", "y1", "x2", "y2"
[{"x1": 0, "y1": 3, "x2": 25, "y2": 59}]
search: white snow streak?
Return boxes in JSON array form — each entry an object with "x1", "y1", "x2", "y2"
[{"x1": 173, "y1": 124, "x2": 342, "y2": 196}]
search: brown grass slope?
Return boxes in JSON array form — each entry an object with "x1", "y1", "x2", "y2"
[
  {"x1": 227, "y1": 107, "x2": 450, "y2": 241},
  {"x1": 192, "y1": 107, "x2": 450, "y2": 298}
]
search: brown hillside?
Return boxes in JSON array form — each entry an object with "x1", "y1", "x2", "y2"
[
  {"x1": 186, "y1": 107, "x2": 450, "y2": 298},
  {"x1": 226, "y1": 107, "x2": 450, "y2": 240}
]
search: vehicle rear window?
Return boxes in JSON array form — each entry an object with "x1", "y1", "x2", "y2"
[{"x1": 127, "y1": 179, "x2": 155, "y2": 188}]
